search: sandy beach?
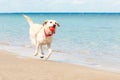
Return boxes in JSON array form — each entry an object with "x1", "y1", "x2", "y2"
[{"x1": 0, "y1": 50, "x2": 120, "y2": 80}]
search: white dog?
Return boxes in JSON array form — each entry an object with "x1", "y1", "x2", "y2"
[{"x1": 23, "y1": 15, "x2": 60, "y2": 60}]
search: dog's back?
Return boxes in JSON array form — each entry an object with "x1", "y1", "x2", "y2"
[{"x1": 24, "y1": 15, "x2": 43, "y2": 45}]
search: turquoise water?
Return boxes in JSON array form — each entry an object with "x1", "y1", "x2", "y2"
[{"x1": 0, "y1": 13, "x2": 120, "y2": 72}]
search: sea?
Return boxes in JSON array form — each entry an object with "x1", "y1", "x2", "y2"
[{"x1": 0, "y1": 13, "x2": 120, "y2": 73}]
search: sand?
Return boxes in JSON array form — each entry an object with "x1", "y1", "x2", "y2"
[{"x1": 0, "y1": 50, "x2": 120, "y2": 80}]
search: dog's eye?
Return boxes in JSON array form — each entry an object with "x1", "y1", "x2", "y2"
[{"x1": 50, "y1": 22, "x2": 52, "y2": 23}]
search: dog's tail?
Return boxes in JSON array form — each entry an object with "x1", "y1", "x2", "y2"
[{"x1": 23, "y1": 14, "x2": 33, "y2": 26}]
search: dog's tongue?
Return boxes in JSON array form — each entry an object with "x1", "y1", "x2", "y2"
[{"x1": 49, "y1": 27, "x2": 55, "y2": 34}]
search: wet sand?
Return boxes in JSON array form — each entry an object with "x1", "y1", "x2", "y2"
[{"x1": 0, "y1": 50, "x2": 120, "y2": 80}]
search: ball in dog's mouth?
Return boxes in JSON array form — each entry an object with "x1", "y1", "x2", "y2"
[{"x1": 49, "y1": 27, "x2": 56, "y2": 33}]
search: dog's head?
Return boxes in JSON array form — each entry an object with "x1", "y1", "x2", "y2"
[
  {"x1": 43, "y1": 20, "x2": 60, "y2": 28},
  {"x1": 43, "y1": 20, "x2": 60, "y2": 34}
]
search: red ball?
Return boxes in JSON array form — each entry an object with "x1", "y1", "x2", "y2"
[{"x1": 49, "y1": 27, "x2": 55, "y2": 32}]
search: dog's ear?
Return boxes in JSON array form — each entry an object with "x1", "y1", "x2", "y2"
[
  {"x1": 43, "y1": 20, "x2": 48, "y2": 26},
  {"x1": 56, "y1": 22, "x2": 60, "y2": 27}
]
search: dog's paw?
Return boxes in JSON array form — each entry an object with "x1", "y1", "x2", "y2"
[
  {"x1": 40, "y1": 54, "x2": 44, "y2": 59},
  {"x1": 34, "y1": 53, "x2": 38, "y2": 56},
  {"x1": 40, "y1": 56, "x2": 44, "y2": 58},
  {"x1": 43, "y1": 56, "x2": 49, "y2": 61}
]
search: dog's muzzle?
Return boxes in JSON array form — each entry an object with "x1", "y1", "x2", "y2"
[{"x1": 53, "y1": 24, "x2": 56, "y2": 28}]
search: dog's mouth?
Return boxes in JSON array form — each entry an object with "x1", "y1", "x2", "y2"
[{"x1": 49, "y1": 26, "x2": 56, "y2": 34}]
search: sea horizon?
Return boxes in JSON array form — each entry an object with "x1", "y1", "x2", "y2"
[{"x1": 0, "y1": 12, "x2": 120, "y2": 14}]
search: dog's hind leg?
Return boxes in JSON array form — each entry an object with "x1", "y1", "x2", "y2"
[
  {"x1": 34, "y1": 42, "x2": 39, "y2": 56},
  {"x1": 39, "y1": 45, "x2": 44, "y2": 58}
]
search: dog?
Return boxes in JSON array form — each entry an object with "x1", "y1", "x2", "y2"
[{"x1": 23, "y1": 15, "x2": 60, "y2": 60}]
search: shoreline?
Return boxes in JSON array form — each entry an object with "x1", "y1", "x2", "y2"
[
  {"x1": 0, "y1": 50, "x2": 120, "y2": 80},
  {"x1": 1, "y1": 44, "x2": 120, "y2": 73}
]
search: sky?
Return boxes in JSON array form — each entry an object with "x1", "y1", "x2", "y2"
[{"x1": 0, "y1": 0, "x2": 120, "y2": 12}]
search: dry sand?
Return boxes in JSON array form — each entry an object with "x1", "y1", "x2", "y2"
[{"x1": 0, "y1": 50, "x2": 120, "y2": 80}]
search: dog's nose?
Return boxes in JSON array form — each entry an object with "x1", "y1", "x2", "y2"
[{"x1": 53, "y1": 24, "x2": 56, "y2": 28}]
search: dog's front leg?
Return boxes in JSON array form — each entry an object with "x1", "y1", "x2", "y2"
[{"x1": 45, "y1": 43, "x2": 52, "y2": 60}]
